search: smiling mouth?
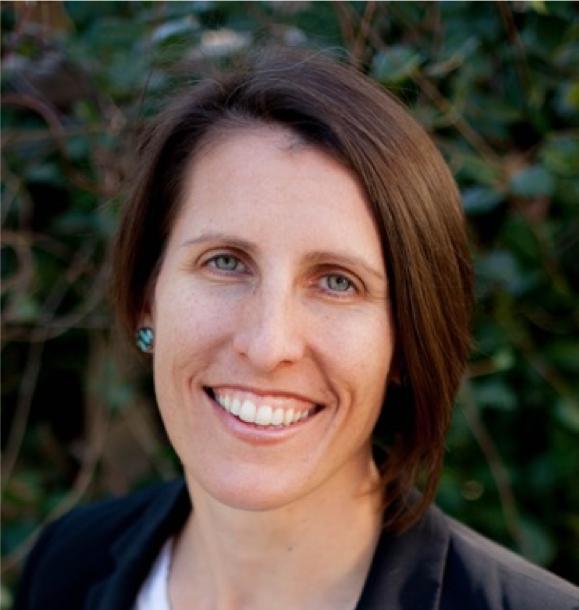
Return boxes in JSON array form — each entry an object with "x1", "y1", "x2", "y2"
[{"x1": 204, "y1": 387, "x2": 323, "y2": 428}]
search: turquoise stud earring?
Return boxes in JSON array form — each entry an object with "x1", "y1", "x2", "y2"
[{"x1": 135, "y1": 327, "x2": 154, "y2": 352}]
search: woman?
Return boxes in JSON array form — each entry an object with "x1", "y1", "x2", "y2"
[{"x1": 15, "y1": 49, "x2": 578, "y2": 610}]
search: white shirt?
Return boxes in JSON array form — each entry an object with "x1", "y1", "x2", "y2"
[{"x1": 134, "y1": 537, "x2": 173, "y2": 610}]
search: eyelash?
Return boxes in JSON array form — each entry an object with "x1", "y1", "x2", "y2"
[
  {"x1": 202, "y1": 253, "x2": 360, "y2": 298},
  {"x1": 318, "y1": 273, "x2": 358, "y2": 296},
  {"x1": 204, "y1": 253, "x2": 249, "y2": 274}
]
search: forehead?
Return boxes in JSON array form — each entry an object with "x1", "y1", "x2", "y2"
[{"x1": 173, "y1": 126, "x2": 379, "y2": 243}]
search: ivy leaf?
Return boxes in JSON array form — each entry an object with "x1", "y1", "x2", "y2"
[
  {"x1": 472, "y1": 378, "x2": 516, "y2": 411},
  {"x1": 462, "y1": 186, "x2": 503, "y2": 214},
  {"x1": 528, "y1": 1, "x2": 547, "y2": 14},
  {"x1": 372, "y1": 46, "x2": 422, "y2": 84},
  {"x1": 545, "y1": 342, "x2": 579, "y2": 373},
  {"x1": 555, "y1": 399, "x2": 579, "y2": 433},
  {"x1": 151, "y1": 16, "x2": 199, "y2": 45},
  {"x1": 476, "y1": 250, "x2": 527, "y2": 295},
  {"x1": 540, "y1": 135, "x2": 579, "y2": 177},
  {"x1": 509, "y1": 165, "x2": 555, "y2": 197},
  {"x1": 519, "y1": 519, "x2": 556, "y2": 567}
]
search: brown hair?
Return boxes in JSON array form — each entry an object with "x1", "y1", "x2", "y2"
[{"x1": 111, "y1": 48, "x2": 473, "y2": 531}]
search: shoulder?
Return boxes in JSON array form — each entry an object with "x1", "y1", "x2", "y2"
[
  {"x1": 26, "y1": 480, "x2": 180, "y2": 565},
  {"x1": 342, "y1": 501, "x2": 578, "y2": 610},
  {"x1": 440, "y1": 512, "x2": 579, "y2": 609},
  {"x1": 14, "y1": 479, "x2": 188, "y2": 610}
]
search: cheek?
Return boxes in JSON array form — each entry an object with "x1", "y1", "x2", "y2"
[
  {"x1": 153, "y1": 281, "x2": 237, "y2": 353},
  {"x1": 313, "y1": 308, "x2": 394, "y2": 431},
  {"x1": 321, "y1": 310, "x2": 394, "y2": 379},
  {"x1": 151, "y1": 292, "x2": 223, "y2": 403}
]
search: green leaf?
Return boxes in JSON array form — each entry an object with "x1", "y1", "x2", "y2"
[
  {"x1": 540, "y1": 135, "x2": 579, "y2": 177},
  {"x1": 545, "y1": 342, "x2": 579, "y2": 373},
  {"x1": 106, "y1": 54, "x2": 150, "y2": 98},
  {"x1": 519, "y1": 518, "x2": 556, "y2": 566},
  {"x1": 462, "y1": 186, "x2": 503, "y2": 214},
  {"x1": 10, "y1": 294, "x2": 40, "y2": 323},
  {"x1": 476, "y1": 250, "x2": 527, "y2": 295},
  {"x1": 1, "y1": 583, "x2": 13, "y2": 610},
  {"x1": 554, "y1": 82, "x2": 579, "y2": 121},
  {"x1": 528, "y1": 1, "x2": 547, "y2": 14},
  {"x1": 64, "y1": 1, "x2": 124, "y2": 27},
  {"x1": 555, "y1": 399, "x2": 579, "y2": 433},
  {"x1": 562, "y1": 82, "x2": 579, "y2": 109},
  {"x1": 509, "y1": 165, "x2": 555, "y2": 197},
  {"x1": 500, "y1": 216, "x2": 540, "y2": 262},
  {"x1": 84, "y1": 17, "x2": 147, "y2": 53},
  {"x1": 372, "y1": 46, "x2": 422, "y2": 84},
  {"x1": 472, "y1": 378, "x2": 517, "y2": 411},
  {"x1": 453, "y1": 149, "x2": 502, "y2": 186},
  {"x1": 25, "y1": 163, "x2": 66, "y2": 187},
  {"x1": 545, "y1": 0, "x2": 575, "y2": 19},
  {"x1": 492, "y1": 349, "x2": 515, "y2": 372},
  {"x1": 151, "y1": 15, "x2": 199, "y2": 45},
  {"x1": 440, "y1": 0, "x2": 470, "y2": 14}
]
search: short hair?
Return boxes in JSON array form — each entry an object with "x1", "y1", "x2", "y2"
[{"x1": 111, "y1": 48, "x2": 474, "y2": 531}]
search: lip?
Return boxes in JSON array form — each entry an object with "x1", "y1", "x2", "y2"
[
  {"x1": 208, "y1": 384, "x2": 324, "y2": 406},
  {"x1": 203, "y1": 386, "x2": 324, "y2": 444}
]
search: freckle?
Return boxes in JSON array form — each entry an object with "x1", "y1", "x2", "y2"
[{"x1": 286, "y1": 546, "x2": 293, "y2": 553}]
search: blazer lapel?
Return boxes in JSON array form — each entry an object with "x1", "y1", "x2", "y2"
[
  {"x1": 82, "y1": 480, "x2": 449, "y2": 610},
  {"x1": 86, "y1": 479, "x2": 190, "y2": 610},
  {"x1": 355, "y1": 504, "x2": 450, "y2": 610}
]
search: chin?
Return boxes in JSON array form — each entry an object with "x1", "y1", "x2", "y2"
[{"x1": 186, "y1": 468, "x2": 316, "y2": 513}]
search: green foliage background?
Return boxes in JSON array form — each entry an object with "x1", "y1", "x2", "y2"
[{"x1": 2, "y1": 1, "x2": 578, "y2": 602}]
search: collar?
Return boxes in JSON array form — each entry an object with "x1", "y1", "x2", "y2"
[
  {"x1": 85, "y1": 479, "x2": 450, "y2": 610},
  {"x1": 86, "y1": 480, "x2": 191, "y2": 610},
  {"x1": 356, "y1": 503, "x2": 450, "y2": 609}
]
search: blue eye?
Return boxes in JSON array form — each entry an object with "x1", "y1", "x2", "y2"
[
  {"x1": 209, "y1": 255, "x2": 244, "y2": 272},
  {"x1": 324, "y1": 274, "x2": 354, "y2": 293}
]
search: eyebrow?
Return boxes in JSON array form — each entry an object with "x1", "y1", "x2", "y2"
[
  {"x1": 180, "y1": 233, "x2": 386, "y2": 282},
  {"x1": 180, "y1": 233, "x2": 257, "y2": 253}
]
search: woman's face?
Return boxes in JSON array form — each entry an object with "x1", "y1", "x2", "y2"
[{"x1": 144, "y1": 127, "x2": 395, "y2": 511}]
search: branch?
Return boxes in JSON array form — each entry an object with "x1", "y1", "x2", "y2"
[
  {"x1": 1, "y1": 93, "x2": 113, "y2": 197},
  {"x1": 497, "y1": 1, "x2": 532, "y2": 99},
  {"x1": 458, "y1": 380, "x2": 526, "y2": 553},
  {"x1": 351, "y1": 1, "x2": 376, "y2": 69},
  {"x1": 339, "y1": 3, "x2": 504, "y2": 171},
  {"x1": 1, "y1": 239, "x2": 99, "y2": 482},
  {"x1": 0, "y1": 230, "x2": 35, "y2": 295},
  {"x1": 1, "y1": 332, "x2": 111, "y2": 576},
  {"x1": 0, "y1": 340, "x2": 45, "y2": 484},
  {"x1": 1, "y1": 408, "x2": 106, "y2": 576},
  {"x1": 332, "y1": 1, "x2": 357, "y2": 50}
]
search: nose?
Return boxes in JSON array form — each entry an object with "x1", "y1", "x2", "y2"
[{"x1": 233, "y1": 285, "x2": 306, "y2": 373}]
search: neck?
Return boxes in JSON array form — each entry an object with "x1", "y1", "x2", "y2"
[{"x1": 169, "y1": 457, "x2": 383, "y2": 610}]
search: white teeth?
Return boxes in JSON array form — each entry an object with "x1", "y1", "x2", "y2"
[
  {"x1": 255, "y1": 405, "x2": 273, "y2": 426},
  {"x1": 230, "y1": 398, "x2": 241, "y2": 416},
  {"x1": 271, "y1": 408, "x2": 284, "y2": 426},
  {"x1": 212, "y1": 391, "x2": 317, "y2": 428},
  {"x1": 239, "y1": 400, "x2": 257, "y2": 423}
]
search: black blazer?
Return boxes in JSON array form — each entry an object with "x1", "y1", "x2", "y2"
[{"x1": 14, "y1": 479, "x2": 579, "y2": 609}]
